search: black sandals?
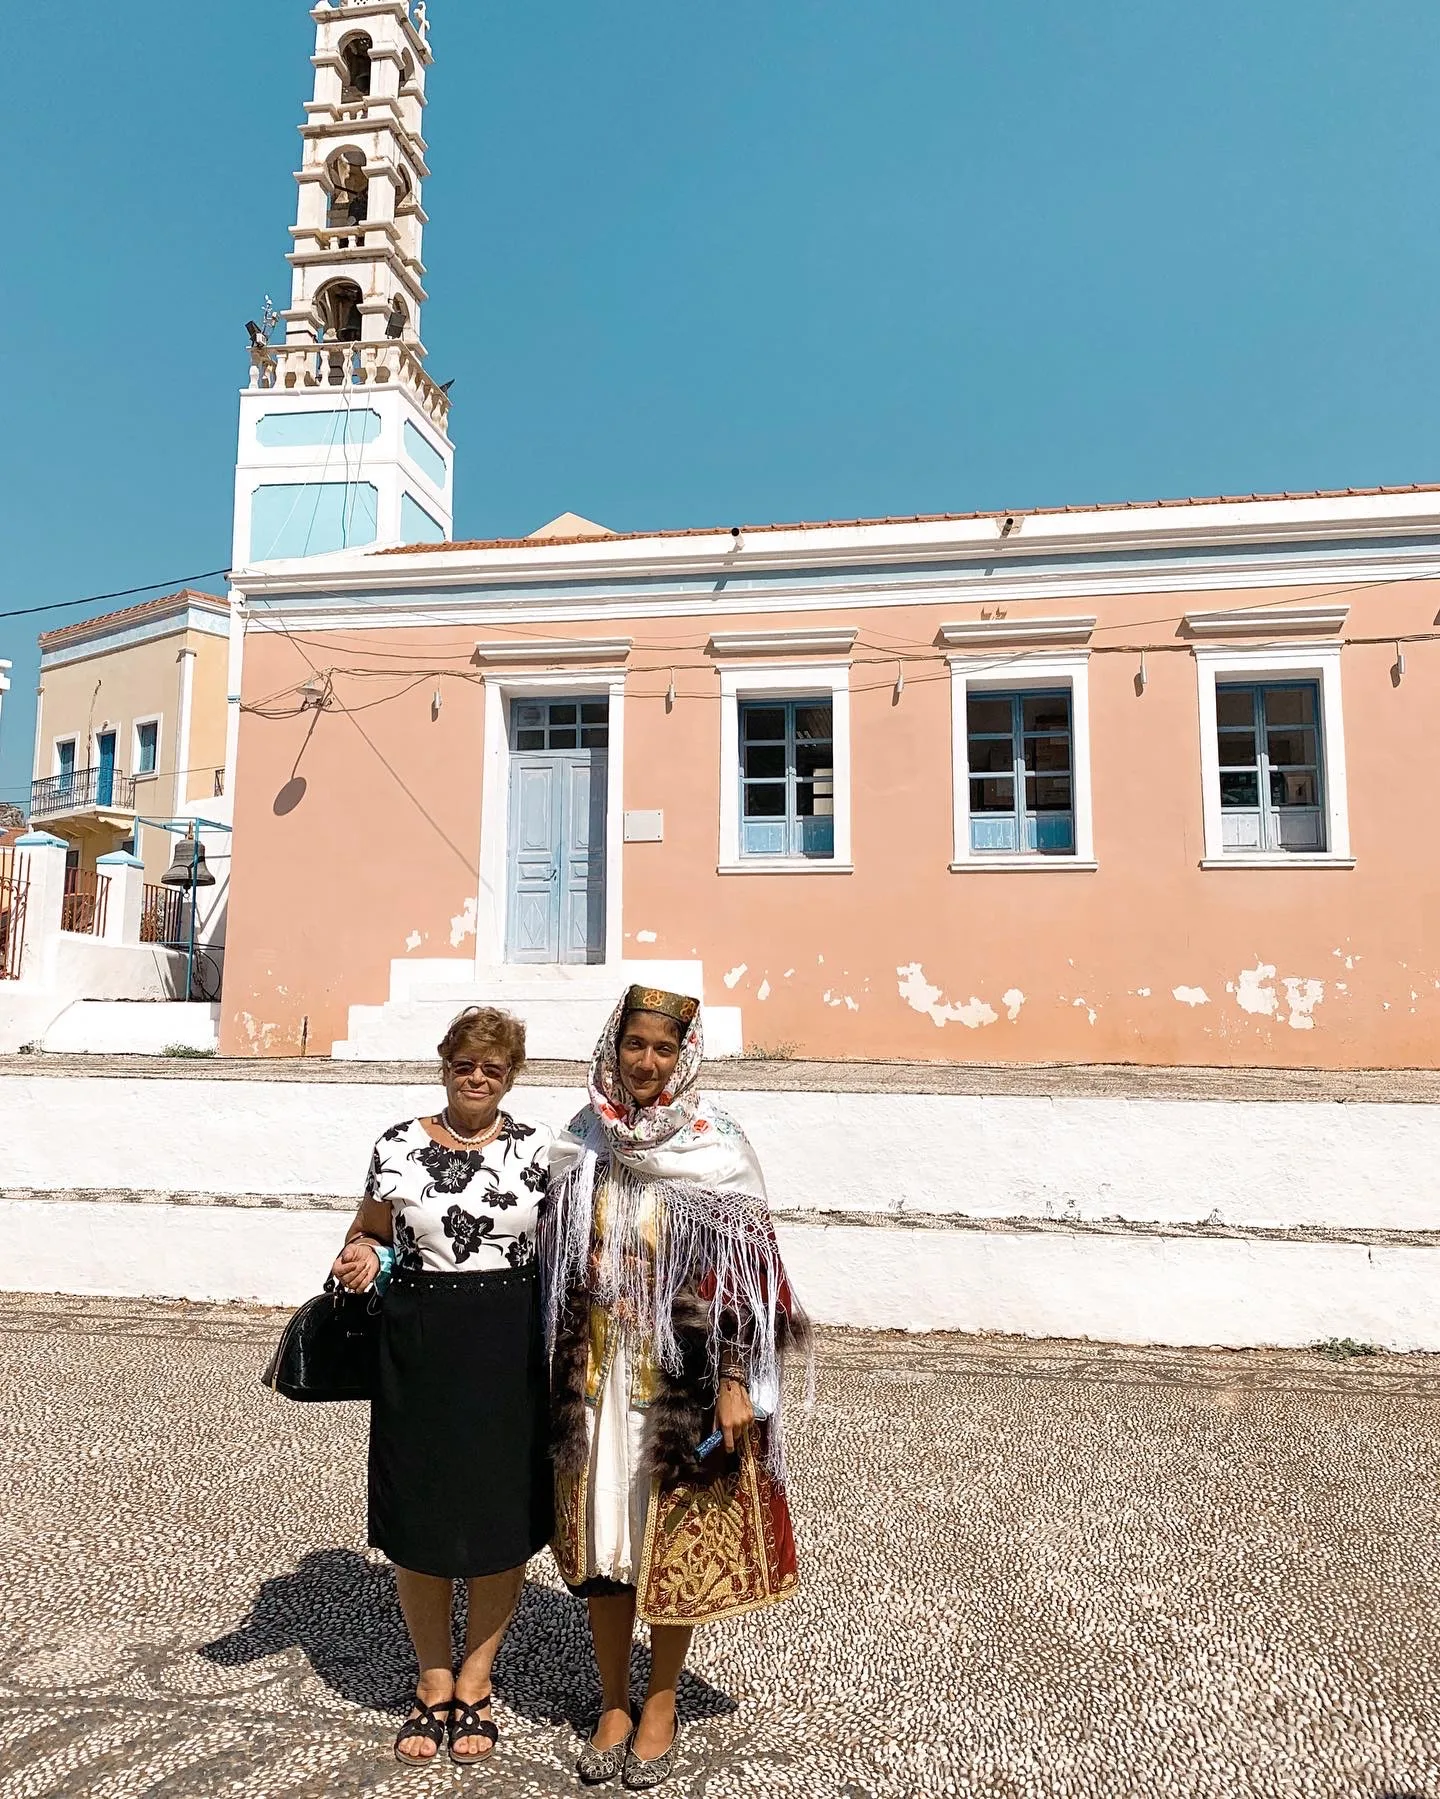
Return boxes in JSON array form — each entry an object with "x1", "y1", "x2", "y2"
[
  {"x1": 448, "y1": 1693, "x2": 501, "y2": 1765},
  {"x1": 394, "y1": 1694, "x2": 451, "y2": 1767}
]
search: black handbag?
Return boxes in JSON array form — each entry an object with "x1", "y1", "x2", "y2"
[{"x1": 262, "y1": 1276, "x2": 381, "y2": 1402}]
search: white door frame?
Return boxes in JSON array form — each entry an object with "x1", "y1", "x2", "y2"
[{"x1": 476, "y1": 669, "x2": 627, "y2": 969}]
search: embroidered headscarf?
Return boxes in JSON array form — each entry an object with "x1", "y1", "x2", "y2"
[{"x1": 545, "y1": 989, "x2": 811, "y2": 1480}]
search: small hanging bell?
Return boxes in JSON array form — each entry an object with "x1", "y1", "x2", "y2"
[{"x1": 161, "y1": 832, "x2": 216, "y2": 888}]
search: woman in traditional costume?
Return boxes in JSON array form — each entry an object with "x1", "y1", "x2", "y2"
[{"x1": 544, "y1": 986, "x2": 810, "y2": 1791}]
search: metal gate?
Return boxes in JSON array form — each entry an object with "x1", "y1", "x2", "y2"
[{"x1": 0, "y1": 848, "x2": 29, "y2": 980}]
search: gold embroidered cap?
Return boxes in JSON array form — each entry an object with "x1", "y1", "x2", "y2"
[{"x1": 622, "y1": 985, "x2": 700, "y2": 1028}]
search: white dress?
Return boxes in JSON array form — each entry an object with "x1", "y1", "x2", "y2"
[{"x1": 364, "y1": 1113, "x2": 550, "y2": 1273}]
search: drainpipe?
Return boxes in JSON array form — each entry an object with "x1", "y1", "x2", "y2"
[{"x1": 174, "y1": 646, "x2": 198, "y2": 817}]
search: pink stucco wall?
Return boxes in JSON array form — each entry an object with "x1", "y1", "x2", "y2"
[{"x1": 222, "y1": 578, "x2": 1440, "y2": 1066}]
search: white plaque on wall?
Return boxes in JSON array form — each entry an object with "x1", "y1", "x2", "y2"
[{"x1": 623, "y1": 810, "x2": 664, "y2": 842}]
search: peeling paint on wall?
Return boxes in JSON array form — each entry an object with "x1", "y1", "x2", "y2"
[
  {"x1": 449, "y1": 898, "x2": 477, "y2": 948},
  {"x1": 1233, "y1": 964, "x2": 1279, "y2": 1017},
  {"x1": 823, "y1": 990, "x2": 860, "y2": 1012},
  {"x1": 1072, "y1": 998, "x2": 1098, "y2": 1025},
  {"x1": 636, "y1": 930, "x2": 658, "y2": 944},
  {"x1": 405, "y1": 931, "x2": 422, "y2": 952},
  {"x1": 896, "y1": 963, "x2": 999, "y2": 1029},
  {"x1": 757, "y1": 979, "x2": 771, "y2": 1001},
  {"x1": 723, "y1": 964, "x2": 747, "y2": 989},
  {"x1": 1173, "y1": 987, "x2": 1209, "y2": 1007},
  {"x1": 1281, "y1": 977, "x2": 1324, "y2": 1031},
  {"x1": 1002, "y1": 989, "x2": 1025, "y2": 1022}
]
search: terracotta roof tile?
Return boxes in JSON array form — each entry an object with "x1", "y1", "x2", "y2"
[
  {"x1": 39, "y1": 589, "x2": 226, "y2": 651},
  {"x1": 373, "y1": 481, "x2": 1440, "y2": 558}
]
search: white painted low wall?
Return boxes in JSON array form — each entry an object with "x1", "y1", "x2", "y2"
[
  {"x1": 5, "y1": 1074, "x2": 1440, "y2": 1233},
  {"x1": 41, "y1": 1002, "x2": 220, "y2": 1055},
  {"x1": 0, "y1": 946, "x2": 189, "y2": 1053},
  {"x1": 3, "y1": 1198, "x2": 1435, "y2": 1351}
]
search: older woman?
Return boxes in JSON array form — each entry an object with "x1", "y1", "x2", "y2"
[
  {"x1": 331, "y1": 1006, "x2": 552, "y2": 1768},
  {"x1": 544, "y1": 986, "x2": 810, "y2": 1791}
]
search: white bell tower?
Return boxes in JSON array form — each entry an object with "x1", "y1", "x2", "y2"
[{"x1": 233, "y1": 0, "x2": 454, "y2": 567}]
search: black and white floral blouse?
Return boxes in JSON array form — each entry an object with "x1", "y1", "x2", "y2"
[{"x1": 364, "y1": 1114, "x2": 550, "y2": 1273}]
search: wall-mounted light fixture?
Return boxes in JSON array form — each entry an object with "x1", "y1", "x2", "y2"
[
  {"x1": 431, "y1": 688, "x2": 443, "y2": 718},
  {"x1": 894, "y1": 662, "x2": 905, "y2": 701},
  {"x1": 1394, "y1": 641, "x2": 1406, "y2": 682},
  {"x1": 999, "y1": 515, "x2": 1017, "y2": 538},
  {"x1": 665, "y1": 670, "x2": 676, "y2": 712}
]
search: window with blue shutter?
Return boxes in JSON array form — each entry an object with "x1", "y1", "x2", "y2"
[
  {"x1": 966, "y1": 689, "x2": 1074, "y2": 854},
  {"x1": 740, "y1": 700, "x2": 835, "y2": 859},
  {"x1": 1216, "y1": 681, "x2": 1324, "y2": 853}
]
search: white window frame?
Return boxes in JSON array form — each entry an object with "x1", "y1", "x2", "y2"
[
  {"x1": 718, "y1": 662, "x2": 852, "y2": 874},
  {"x1": 948, "y1": 651, "x2": 1096, "y2": 870},
  {"x1": 132, "y1": 714, "x2": 163, "y2": 779},
  {"x1": 1195, "y1": 643, "x2": 1352, "y2": 867},
  {"x1": 476, "y1": 668, "x2": 627, "y2": 967}
]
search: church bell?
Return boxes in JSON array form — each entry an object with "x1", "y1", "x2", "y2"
[{"x1": 161, "y1": 833, "x2": 216, "y2": 889}]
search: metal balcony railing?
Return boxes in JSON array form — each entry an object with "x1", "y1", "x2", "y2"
[{"x1": 30, "y1": 767, "x2": 136, "y2": 820}]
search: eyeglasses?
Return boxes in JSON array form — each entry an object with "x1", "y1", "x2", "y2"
[{"x1": 447, "y1": 1060, "x2": 510, "y2": 1083}]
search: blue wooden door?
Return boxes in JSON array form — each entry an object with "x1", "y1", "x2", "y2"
[
  {"x1": 505, "y1": 698, "x2": 608, "y2": 964},
  {"x1": 96, "y1": 733, "x2": 116, "y2": 807}
]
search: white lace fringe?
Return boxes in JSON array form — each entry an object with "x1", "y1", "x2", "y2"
[{"x1": 542, "y1": 1145, "x2": 814, "y2": 1485}]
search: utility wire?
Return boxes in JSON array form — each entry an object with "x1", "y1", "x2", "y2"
[{"x1": 0, "y1": 571, "x2": 231, "y2": 624}]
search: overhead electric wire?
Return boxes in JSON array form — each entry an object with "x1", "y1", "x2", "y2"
[{"x1": 0, "y1": 570, "x2": 232, "y2": 624}]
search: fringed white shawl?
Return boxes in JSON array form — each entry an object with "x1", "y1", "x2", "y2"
[{"x1": 543, "y1": 996, "x2": 811, "y2": 1480}]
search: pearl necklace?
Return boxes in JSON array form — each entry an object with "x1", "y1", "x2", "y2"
[{"x1": 440, "y1": 1109, "x2": 502, "y2": 1149}]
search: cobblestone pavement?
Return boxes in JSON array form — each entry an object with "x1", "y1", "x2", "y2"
[{"x1": 3, "y1": 1297, "x2": 1440, "y2": 1798}]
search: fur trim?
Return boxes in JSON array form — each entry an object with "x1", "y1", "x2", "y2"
[{"x1": 550, "y1": 1292, "x2": 591, "y2": 1478}]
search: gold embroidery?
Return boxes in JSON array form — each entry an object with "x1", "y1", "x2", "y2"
[
  {"x1": 552, "y1": 1464, "x2": 588, "y2": 1587},
  {"x1": 636, "y1": 1438, "x2": 799, "y2": 1626}
]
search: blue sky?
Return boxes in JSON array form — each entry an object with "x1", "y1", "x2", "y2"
[{"x1": 2, "y1": 0, "x2": 1437, "y2": 803}]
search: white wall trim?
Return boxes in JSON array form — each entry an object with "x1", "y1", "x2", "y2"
[
  {"x1": 224, "y1": 592, "x2": 246, "y2": 805},
  {"x1": 1193, "y1": 643, "x2": 1350, "y2": 863},
  {"x1": 476, "y1": 670, "x2": 626, "y2": 969},
  {"x1": 717, "y1": 661, "x2": 852, "y2": 873},
  {"x1": 708, "y1": 628, "x2": 858, "y2": 656},
  {"x1": 949, "y1": 651, "x2": 1095, "y2": 867},
  {"x1": 473, "y1": 636, "x2": 633, "y2": 664},
  {"x1": 173, "y1": 648, "x2": 198, "y2": 817},
  {"x1": 1185, "y1": 603, "x2": 1350, "y2": 637},
  {"x1": 940, "y1": 615, "x2": 1096, "y2": 648}
]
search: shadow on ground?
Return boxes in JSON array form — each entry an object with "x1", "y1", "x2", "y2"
[{"x1": 199, "y1": 1548, "x2": 737, "y2": 1731}]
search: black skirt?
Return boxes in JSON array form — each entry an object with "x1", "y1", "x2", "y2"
[{"x1": 368, "y1": 1265, "x2": 554, "y2": 1579}]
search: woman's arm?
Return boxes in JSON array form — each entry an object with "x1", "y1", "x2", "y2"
[{"x1": 331, "y1": 1195, "x2": 393, "y2": 1292}]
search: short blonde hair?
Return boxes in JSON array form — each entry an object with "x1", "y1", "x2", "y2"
[{"x1": 437, "y1": 1007, "x2": 527, "y2": 1082}]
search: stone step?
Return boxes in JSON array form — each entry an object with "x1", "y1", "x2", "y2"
[{"x1": 389, "y1": 957, "x2": 705, "y2": 1006}]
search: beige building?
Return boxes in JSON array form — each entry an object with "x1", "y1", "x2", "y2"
[{"x1": 31, "y1": 590, "x2": 230, "y2": 885}]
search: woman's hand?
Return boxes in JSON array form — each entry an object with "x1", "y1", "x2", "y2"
[
  {"x1": 332, "y1": 1238, "x2": 380, "y2": 1293},
  {"x1": 715, "y1": 1377, "x2": 754, "y2": 1454}
]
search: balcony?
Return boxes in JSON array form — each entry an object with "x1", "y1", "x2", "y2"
[
  {"x1": 31, "y1": 767, "x2": 137, "y2": 826},
  {"x1": 247, "y1": 338, "x2": 451, "y2": 429}
]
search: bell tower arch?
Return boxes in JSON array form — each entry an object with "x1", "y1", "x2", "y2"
[{"x1": 233, "y1": 1, "x2": 454, "y2": 566}]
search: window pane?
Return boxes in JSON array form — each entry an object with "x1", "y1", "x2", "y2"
[
  {"x1": 795, "y1": 741, "x2": 832, "y2": 780},
  {"x1": 970, "y1": 775, "x2": 1015, "y2": 813},
  {"x1": 1262, "y1": 687, "x2": 1315, "y2": 727},
  {"x1": 972, "y1": 814, "x2": 1019, "y2": 852},
  {"x1": 1217, "y1": 729, "x2": 1257, "y2": 768},
  {"x1": 580, "y1": 726, "x2": 609, "y2": 748},
  {"x1": 548, "y1": 728, "x2": 577, "y2": 750},
  {"x1": 1216, "y1": 688, "x2": 1254, "y2": 728},
  {"x1": 1022, "y1": 693, "x2": 1069, "y2": 733},
  {"x1": 743, "y1": 782, "x2": 786, "y2": 818},
  {"x1": 968, "y1": 737, "x2": 1014, "y2": 774},
  {"x1": 1271, "y1": 770, "x2": 1319, "y2": 807},
  {"x1": 1023, "y1": 734, "x2": 1071, "y2": 773},
  {"x1": 742, "y1": 706, "x2": 786, "y2": 742},
  {"x1": 742, "y1": 820, "x2": 787, "y2": 857},
  {"x1": 796, "y1": 778, "x2": 837, "y2": 819},
  {"x1": 580, "y1": 701, "x2": 607, "y2": 724},
  {"x1": 1027, "y1": 774, "x2": 1072, "y2": 812},
  {"x1": 515, "y1": 728, "x2": 545, "y2": 751},
  {"x1": 794, "y1": 703, "x2": 832, "y2": 742},
  {"x1": 745, "y1": 744, "x2": 786, "y2": 780},
  {"x1": 549, "y1": 704, "x2": 577, "y2": 726},
  {"x1": 1266, "y1": 728, "x2": 1317, "y2": 768},
  {"x1": 1220, "y1": 772, "x2": 1260, "y2": 808},
  {"x1": 514, "y1": 702, "x2": 543, "y2": 728},
  {"x1": 800, "y1": 815, "x2": 835, "y2": 857},
  {"x1": 967, "y1": 695, "x2": 1012, "y2": 735}
]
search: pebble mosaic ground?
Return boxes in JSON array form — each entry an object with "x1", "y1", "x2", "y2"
[{"x1": 2, "y1": 1295, "x2": 1439, "y2": 1798}]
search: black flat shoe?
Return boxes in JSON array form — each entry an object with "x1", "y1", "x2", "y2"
[
  {"x1": 394, "y1": 1694, "x2": 451, "y2": 1768},
  {"x1": 449, "y1": 1693, "x2": 500, "y2": 1765}
]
